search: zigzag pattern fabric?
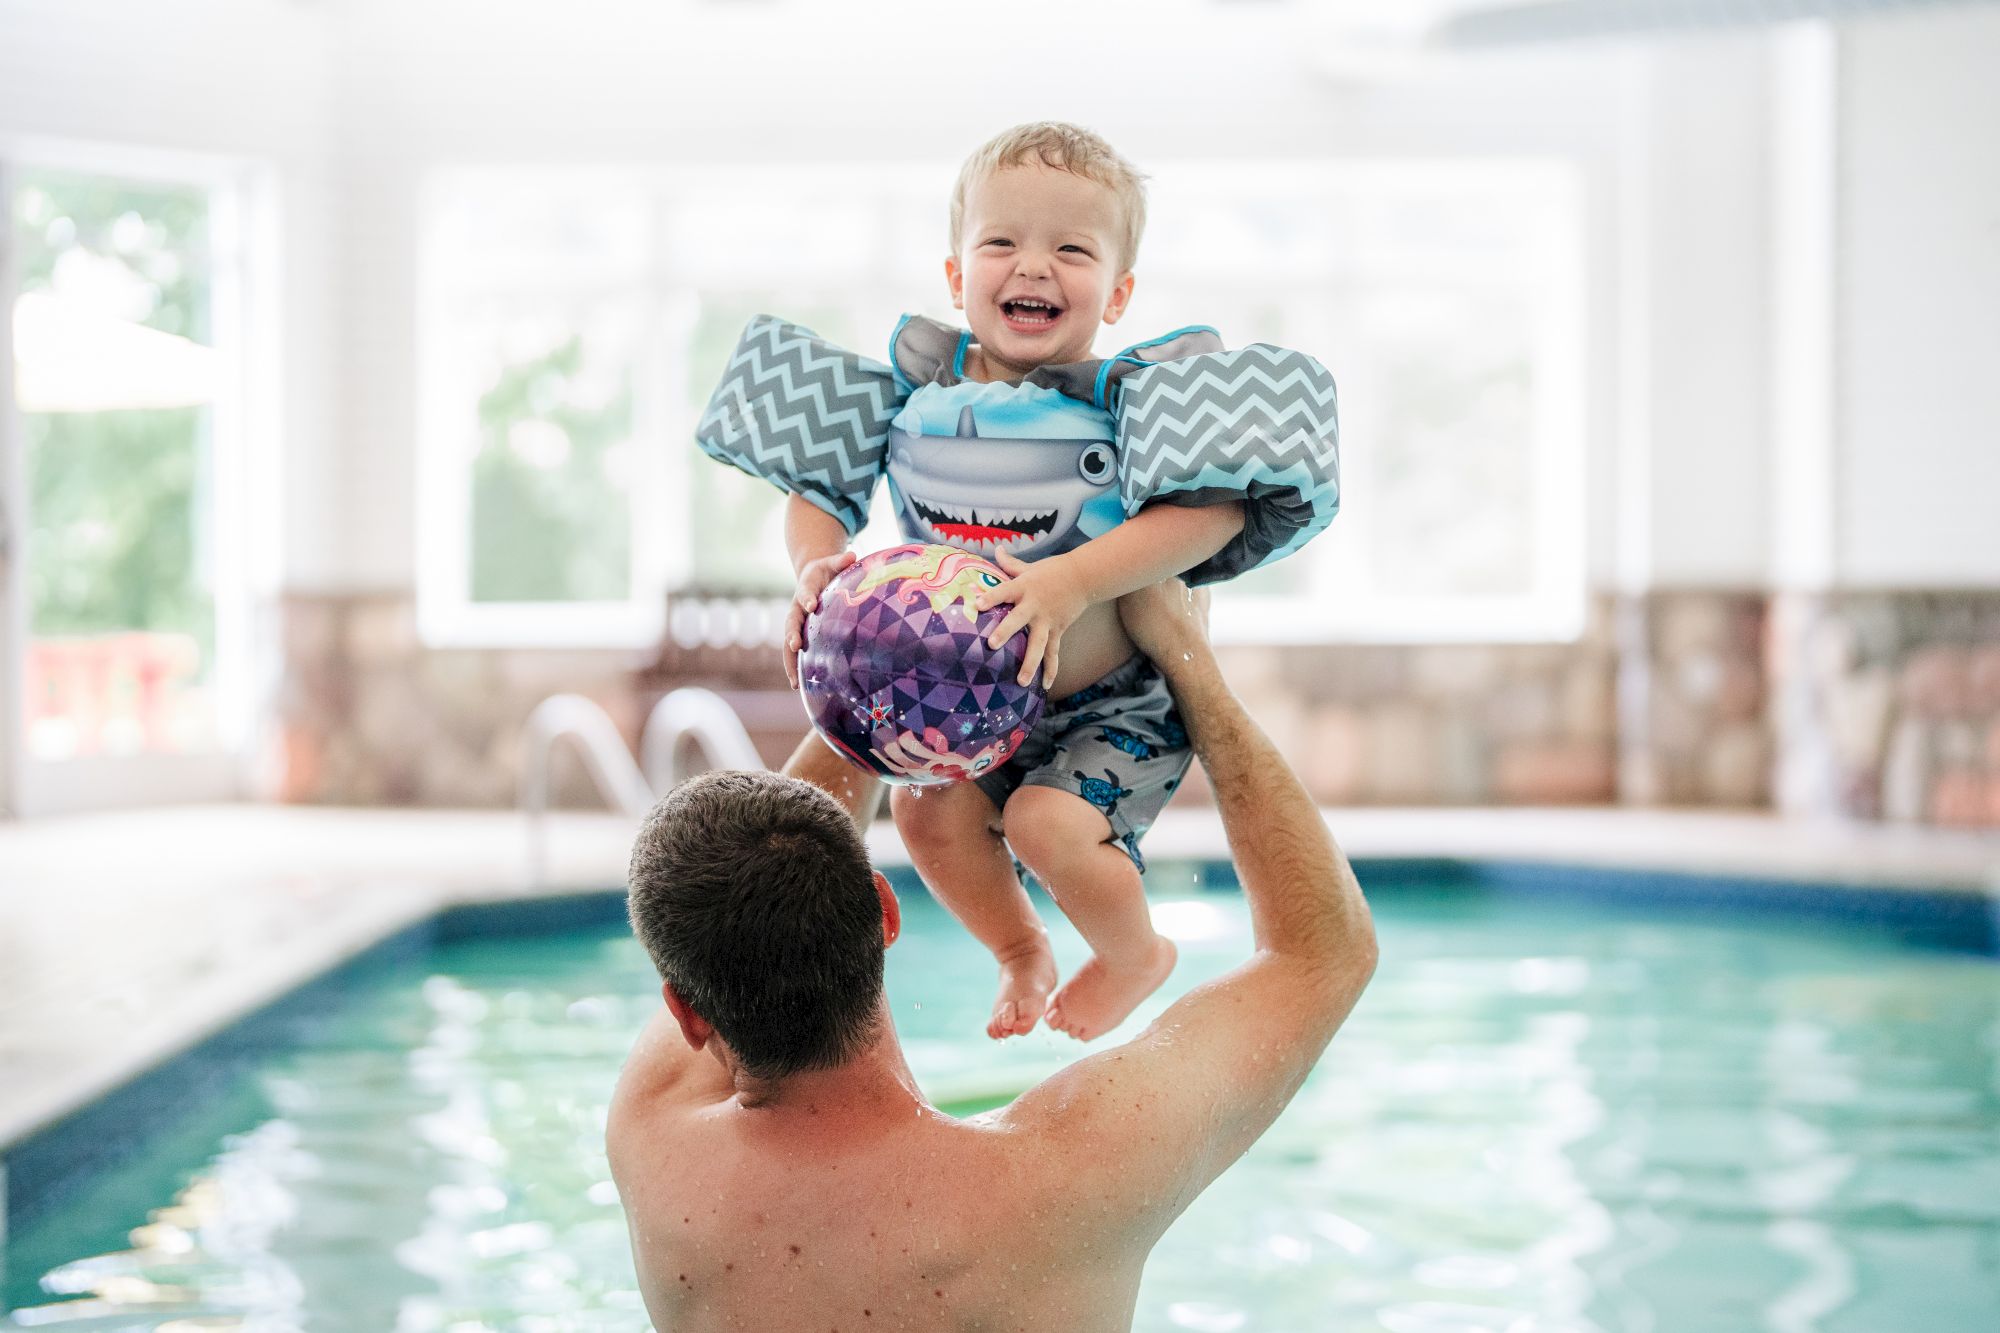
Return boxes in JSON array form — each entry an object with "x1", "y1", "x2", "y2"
[
  {"x1": 1114, "y1": 344, "x2": 1341, "y2": 585},
  {"x1": 695, "y1": 315, "x2": 904, "y2": 536}
]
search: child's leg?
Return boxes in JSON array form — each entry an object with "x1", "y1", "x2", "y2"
[
  {"x1": 1002, "y1": 785, "x2": 1177, "y2": 1042},
  {"x1": 891, "y1": 781, "x2": 1057, "y2": 1039}
]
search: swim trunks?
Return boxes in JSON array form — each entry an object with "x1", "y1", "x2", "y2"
[{"x1": 973, "y1": 653, "x2": 1192, "y2": 872}]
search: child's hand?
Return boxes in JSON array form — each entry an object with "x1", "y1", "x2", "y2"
[
  {"x1": 785, "y1": 551, "x2": 857, "y2": 690},
  {"x1": 974, "y1": 549, "x2": 1089, "y2": 688}
]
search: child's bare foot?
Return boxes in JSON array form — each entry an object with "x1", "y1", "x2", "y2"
[
  {"x1": 1045, "y1": 935, "x2": 1178, "y2": 1042},
  {"x1": 987, "y1": 935, "x2": 1058, "y2": 1039}
]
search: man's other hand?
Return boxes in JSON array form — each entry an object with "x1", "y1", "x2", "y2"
[{"x1": 1116, "y1": 578, "x2": 1212, "y2": 672}]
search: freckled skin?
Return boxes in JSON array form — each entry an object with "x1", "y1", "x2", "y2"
[{"x1": 609, "y1": 1005, "x2": 1157, "y2": 1330}]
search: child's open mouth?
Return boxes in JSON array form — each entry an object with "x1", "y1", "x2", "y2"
[{"x1": 1000, "y1": 299, "x2": 1063, "y2": 333}]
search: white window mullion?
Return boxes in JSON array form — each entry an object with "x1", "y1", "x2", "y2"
[{"x1": 646, "y1": 291, "x2": 699, "y2": 598}]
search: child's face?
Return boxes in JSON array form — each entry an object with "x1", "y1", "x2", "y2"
[{"x1": 945, "y1": 162, "x2": 1135, "y2": 379}]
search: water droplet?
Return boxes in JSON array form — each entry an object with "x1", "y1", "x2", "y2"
[{"x1": 1182, "y1": 653, "x2": 1191, "y2": 660}]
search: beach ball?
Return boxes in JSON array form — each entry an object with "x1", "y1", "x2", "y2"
[{"x1": 800, "y1": 543, "x2": 1046, "y2": 786}]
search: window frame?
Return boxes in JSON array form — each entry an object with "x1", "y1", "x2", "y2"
[
  {"x1": 415, "y1": 273, "x2": 678, "y2": 651},
  {"x1": 0, "y1": 135, "x2": 271, "y2": 815},
  {"x1": 414, "y1": 163, "x2": 954, "y2": 649}
]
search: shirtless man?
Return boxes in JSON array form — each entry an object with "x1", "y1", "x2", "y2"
[{"x1": 609, "y1": 580, "x2": 1378, "y2": 1331}]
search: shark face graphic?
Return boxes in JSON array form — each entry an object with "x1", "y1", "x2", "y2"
[{"x1": 887, "y1": 405, "x2": 1120, "y2": 561}]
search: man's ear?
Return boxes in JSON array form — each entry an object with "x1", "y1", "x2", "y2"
[
  {"x1": 662, "y1": 982, "x2": 713, "y2": 1052},
  {"x1": 944, "y1": 254, "x2": 964, "y2": 309},
  {"x1": 874, "y1": 870, "x2": 902, "y2": 948},
  {"x1": 1102, "y1": 270, "x2": 1136, "y2": 325}
]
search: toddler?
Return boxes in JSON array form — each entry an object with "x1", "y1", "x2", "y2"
[{"x1": 698, "y1": 122, "x2": 1340, "y2": 1042}]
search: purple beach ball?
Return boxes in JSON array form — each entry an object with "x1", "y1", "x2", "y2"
[{"x1": 800, "y1": 543, "x2": 1047, "y2": 786}]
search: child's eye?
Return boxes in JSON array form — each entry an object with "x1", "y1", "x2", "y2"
[{"x1": 1061, "y1": 245, "x2": 1088, "y2": 254}]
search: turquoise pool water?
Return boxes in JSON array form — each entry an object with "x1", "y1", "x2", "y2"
[{"x1": 6, "y1": 874, "x2": 1999, "y2": 1331}]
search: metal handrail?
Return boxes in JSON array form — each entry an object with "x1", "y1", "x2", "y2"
[
  {"x1": 640, "y1": 687, "x2": 764, "y2": 791},
  {"x1": 519, "y1": 689, "x2": 765, "y2": 886}
]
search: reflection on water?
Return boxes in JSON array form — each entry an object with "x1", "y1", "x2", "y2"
[{"x1": 6, "y1": 885, "x2": 1999, "y2": 1331}]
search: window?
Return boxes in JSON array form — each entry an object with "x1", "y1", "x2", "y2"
[
  {"x1": 417, "y1": 159, "x2": 1586, "y2": 647},
  {"x1": 14, "y1": 169, "x2": 224, "y2": 757},
  {"x1": 417, "y1": 166, "x2": 953, "y2": 646},
  {"x1": 1140, "y1": 160, "x2": 1588, "y2": 643},
  {"x1": 3, "y1": 147, "x2": 263, "y2": 813}
]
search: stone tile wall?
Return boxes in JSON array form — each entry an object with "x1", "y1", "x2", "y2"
[
  {"x1": 1616, "y1": 592, "x2": 1773, "y2": 808},
  {"x1": 275, "y1": 593, "x2": 642, "y2": 807},
  {"x1": 272, "y1": 588, "x2": 1997, "y2": 829},
  {"x1": 1773, "y1": 592, "x2": 2000, "y2": 829},
  {"x1": 1206, "y1": 597, "x2": 1621, "y2": 807}
]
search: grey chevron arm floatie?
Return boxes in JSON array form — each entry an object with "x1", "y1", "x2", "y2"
[
  {"x1": 695, "y1": 314, "x2": 1342, "y2": 587},
  {"x1": 694, "y1": 315, "x2": 905, "y2": 537},
  {"x1": 1112, "y1": 343, "x2": 1341, "y2": 586}
]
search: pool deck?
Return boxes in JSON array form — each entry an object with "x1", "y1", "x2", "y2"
[{"x1": 2, "y1": 802, "x2": 1995, "y2": 1156}]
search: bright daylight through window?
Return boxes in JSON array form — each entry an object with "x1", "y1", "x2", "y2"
[
  {"x1": 419, "y1": 160, "x2": 1584, "y2": 647},
  {"x1": 9, "y1": 169, "x2": 223, "y2": 759}
]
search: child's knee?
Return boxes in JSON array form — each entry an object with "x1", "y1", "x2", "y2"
[
  {"x1": 1002, "y1": 785, "x2": 1111, "y2": 870},
  {"x1": 892, "y1": 783, "x2": 999, "y2": 855}
]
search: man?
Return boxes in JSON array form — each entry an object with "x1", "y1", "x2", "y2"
[{"x1": 610, "y1": 580, "x2": 1378, "y2": 1331}]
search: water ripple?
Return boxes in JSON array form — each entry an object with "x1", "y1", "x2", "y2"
[{"x1": 7, "y1": 892, "x2": 1998, "y2": 1331}]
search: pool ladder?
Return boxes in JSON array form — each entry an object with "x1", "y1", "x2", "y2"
[{"x1": 519, "y1": 688, "x2": 763, "y2": 886}]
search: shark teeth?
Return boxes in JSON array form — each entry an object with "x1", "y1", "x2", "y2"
[{"x1": 910, "y1": 496, "x2": 1058, "y2": 550}]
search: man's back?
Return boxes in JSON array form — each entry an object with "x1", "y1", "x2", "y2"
[{"x1": 609, "y1": 1021, "x2": 1151, "y2": 1331}]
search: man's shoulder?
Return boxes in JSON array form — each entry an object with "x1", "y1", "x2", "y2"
[{"x1": 607, "y1": 1010, "x2": 732, "y2": 1148}]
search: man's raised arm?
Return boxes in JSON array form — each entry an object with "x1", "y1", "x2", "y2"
[
  {"x1": 1145, "y1": 583, "x2": 1375, "y2": 999},
  {"x1": 1001, "y1": 579, "x2": 1377, "y2": 1239}
]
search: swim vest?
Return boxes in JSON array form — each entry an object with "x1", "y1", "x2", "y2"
[{"x1": 695, "y1": 313, "x2": 1340, "y2": 586}]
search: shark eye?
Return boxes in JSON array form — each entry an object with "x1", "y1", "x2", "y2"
[{"x1": 1078, "y1": 443, "x2": 1115, "y2": 485}]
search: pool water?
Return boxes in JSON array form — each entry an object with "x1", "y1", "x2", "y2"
[{"x1": 6, "y1": 874, "x2": 1999, "y2": 1331}]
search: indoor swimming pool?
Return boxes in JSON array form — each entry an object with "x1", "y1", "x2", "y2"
[{"x1": 5, "y1": 865, "x2": 1998, "y2": 1332}]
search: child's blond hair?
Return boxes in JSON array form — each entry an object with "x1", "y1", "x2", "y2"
[{"x1": 949, "y1": 122, "x2": 1148, "y2": 274}]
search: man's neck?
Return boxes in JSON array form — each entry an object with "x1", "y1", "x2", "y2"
[{"x1": 730, "y1": 1019, "x2": 925, "y2": 1116}]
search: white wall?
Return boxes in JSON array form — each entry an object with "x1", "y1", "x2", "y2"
[
  {"x1": 1836, "y1": 6, "x2": 2000, "y2": 587},
  {"x1": 1612, "y1": 9, "x2": 2000, "y2": 594},
  {"x1": 0, "y1": 0, "x2": 342, "y2": 587},
  {"x1": 0, "y1": 0, "x2": 329, "y2": 154},
  {"x1": 1615, "y1": 33, "x2": 1773, "y2": 591}
]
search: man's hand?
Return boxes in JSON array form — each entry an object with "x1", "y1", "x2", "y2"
[
  {"x1": 974, "y1": 549, "x2": 1089, "y2": 688},
  {"x1": 785, "y1": 551, "x2": 857, "y2": 690},
  {"x1": 1116, "y1": 577, "x2": 1212, "y2": 675}
]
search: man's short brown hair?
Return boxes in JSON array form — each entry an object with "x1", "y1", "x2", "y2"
[
  {"x1": 949, "y1": 121, "x2": 1149, "y2": 273},
  {"x1": 628, "y1": 771, "x2": 884, "y2": 1080}
]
